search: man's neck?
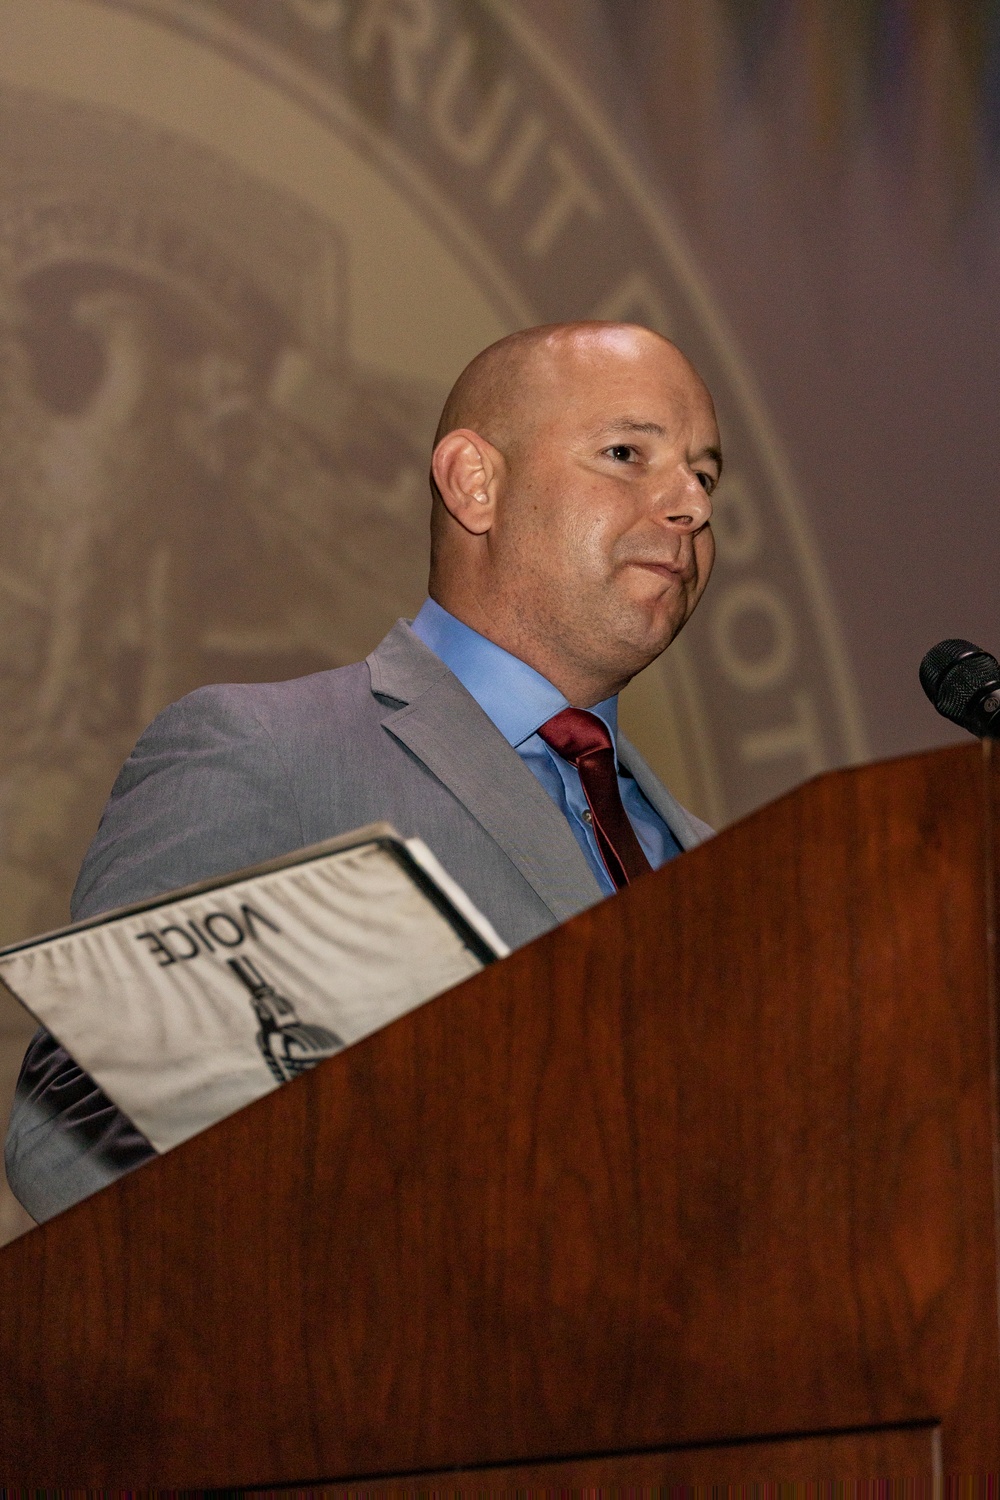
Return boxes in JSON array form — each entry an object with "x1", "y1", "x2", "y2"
[{"x1": 427, "y1": 592, "x2": 626, "y2": 708}]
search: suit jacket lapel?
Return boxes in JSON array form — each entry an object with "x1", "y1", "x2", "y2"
[
  {"x1": 617, "y1": 732, "x2": 706, "y2": 851},
  {"x1": 368, "y1": 623, "x2": 603, "y2": 922}
]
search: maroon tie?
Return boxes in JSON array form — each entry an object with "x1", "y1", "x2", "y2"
[{"x1": 538, "y1": 708, "x2": 652, "y2": 890}]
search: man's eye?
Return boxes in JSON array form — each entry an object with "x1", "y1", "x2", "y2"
[
  {"x1": 696, "y1": 471, "x2": 715, "y2": 492},
  {"x1": 607, "y1": 444, "x2": 635, "y2": 462}
]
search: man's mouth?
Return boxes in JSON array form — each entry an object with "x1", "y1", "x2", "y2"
[{"x1": 631, "y1": 559, "x2": 694, "y2": 583}]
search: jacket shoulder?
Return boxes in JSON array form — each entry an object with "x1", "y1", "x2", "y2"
[
  {"x1": 162, "y1": 660, "x2": 374, "y2": 740},
  {"x1": 72, "y1": 662, "x2": 375, "y2": 920}
]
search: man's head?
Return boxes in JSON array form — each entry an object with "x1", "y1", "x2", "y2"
[{"x1": 429, "y1": 321, "x2": 720, "y2": 706}]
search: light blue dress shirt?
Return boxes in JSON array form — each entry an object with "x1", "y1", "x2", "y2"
[{"x1": 411, "y1": 598, "x2": 682, "y2": 896}]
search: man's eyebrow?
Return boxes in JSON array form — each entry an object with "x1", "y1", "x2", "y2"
[{"x1": 590, "y1": 418, "x2": 668, "y2": 438}]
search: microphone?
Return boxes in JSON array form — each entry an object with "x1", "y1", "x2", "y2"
[{"x1": 919, "y1": 639, "x2": 1000, "y2": 738}]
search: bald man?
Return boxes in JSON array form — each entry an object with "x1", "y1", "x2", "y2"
[{"x1": 6, "y1": 322, "x2": 720, "y2": 1223}]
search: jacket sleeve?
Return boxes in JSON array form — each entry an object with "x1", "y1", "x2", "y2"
[{"x1": 4, "y1": 684, "x2": 306, "y2": 1223}]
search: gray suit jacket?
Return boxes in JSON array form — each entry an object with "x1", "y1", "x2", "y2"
[{"x1": 5, "y1": 622, "x2": 711, "y2": 1222}]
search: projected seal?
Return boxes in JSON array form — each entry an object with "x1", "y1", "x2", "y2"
[{"x1": 0, "y1": 0, "x2": 866, "y2": 942}]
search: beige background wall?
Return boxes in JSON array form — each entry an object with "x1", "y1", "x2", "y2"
[{"x1": 1, "y1": 0, "x2": 996, "y2": 1243}]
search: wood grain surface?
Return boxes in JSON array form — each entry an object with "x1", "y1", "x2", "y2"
[{"x1": 0, "y1": 744, "x2": 996, "y2": 1486}]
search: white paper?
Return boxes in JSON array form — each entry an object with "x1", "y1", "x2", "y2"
[{"x1": 0, "y1": 832, "x2": 501, "y2": 1154}]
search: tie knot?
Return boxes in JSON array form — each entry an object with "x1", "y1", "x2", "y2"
[{"x1": 537, "y1": 707, "x2": 614, "y2": 767}]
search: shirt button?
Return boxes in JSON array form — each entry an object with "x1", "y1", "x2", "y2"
[{"x1": 581, "y1": 809, "x2": 592, "y2": 823}]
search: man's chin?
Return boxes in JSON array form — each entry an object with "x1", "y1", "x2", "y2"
[
  {"x1": 581, "y1": 592, "x2": 692, "y2": 685},
  {"x1": 605, "y1": 621, "x2": 686, "y2": 688},
  {"x1": 634, "y1": 602, "x2": 690, "y2": 658}
]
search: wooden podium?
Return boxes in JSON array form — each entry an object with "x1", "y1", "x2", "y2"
[{"x1": 1, "y1": 742, "x2": 999, "y2": 1488}]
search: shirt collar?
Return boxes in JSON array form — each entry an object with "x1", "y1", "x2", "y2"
[{"x1": 410, "y1": 598, "x2": 619, "y2": 750}]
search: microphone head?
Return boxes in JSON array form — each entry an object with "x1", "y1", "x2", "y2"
[{"x1": 920, "y1": 638, "x2": 1000, "y2": 737}]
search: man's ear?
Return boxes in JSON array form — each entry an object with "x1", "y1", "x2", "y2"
[{"x1": 431, "y1": 429, "x2": 502, "y2": 536}]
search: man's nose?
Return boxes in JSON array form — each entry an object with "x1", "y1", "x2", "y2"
[{"x1": 657, "y1": 468, "x2": 713, "y2": 531}]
